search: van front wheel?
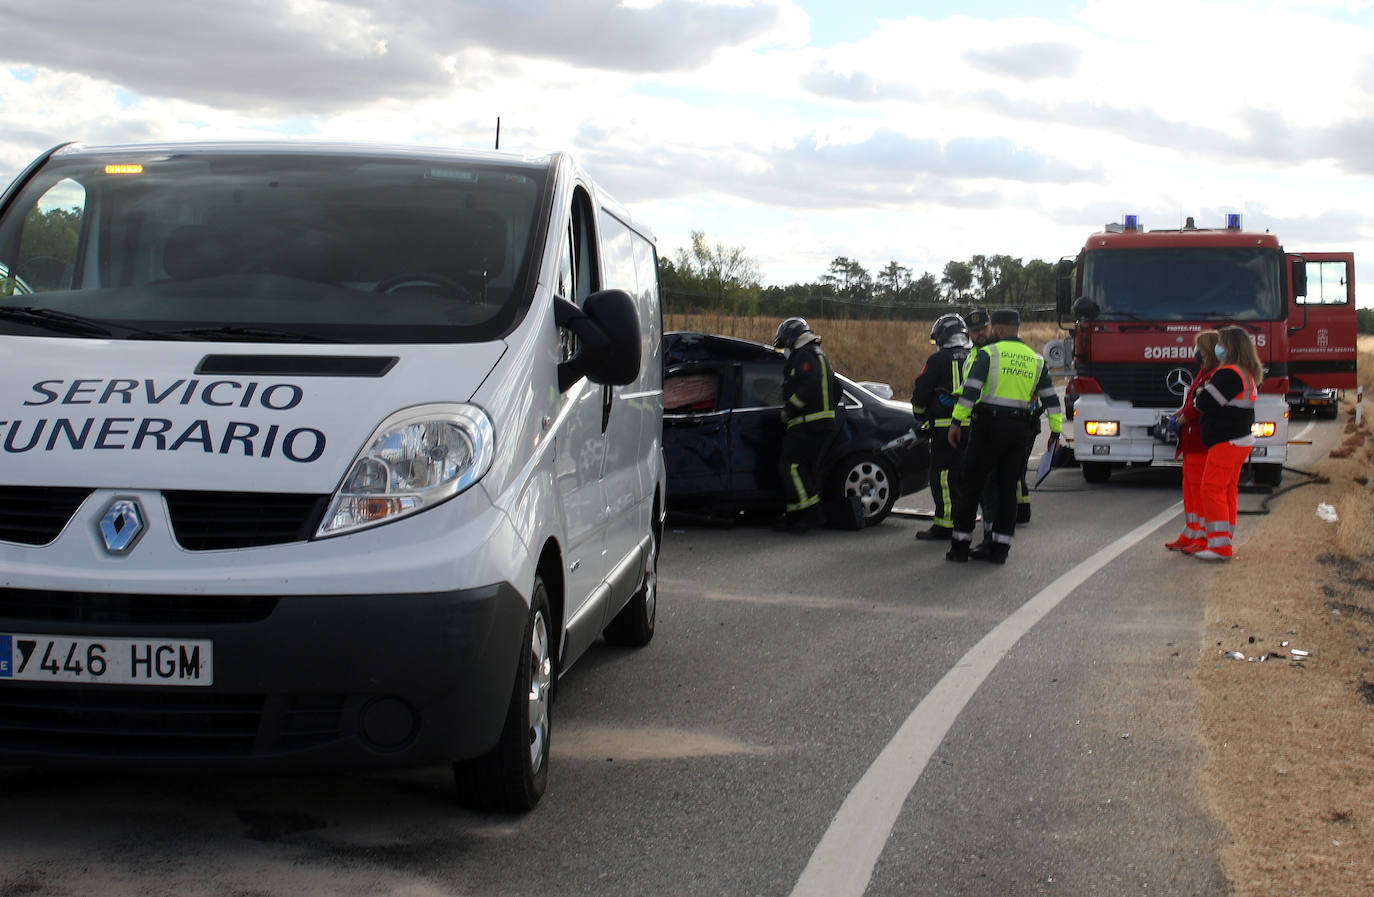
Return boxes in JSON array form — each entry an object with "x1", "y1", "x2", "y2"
[{"x1": 453, "y1": 578, "x2": 553, "y2": 812}]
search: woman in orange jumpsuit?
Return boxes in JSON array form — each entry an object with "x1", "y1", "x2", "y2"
[
  {"x1": 1189, "y1": 325, "x2": 1263, "y2": 561},
  {"x1": 1165, "y1": 329, "x2": 1222, "y2": 551}
]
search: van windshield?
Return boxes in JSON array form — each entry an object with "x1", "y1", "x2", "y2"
[
  {"x1": 1081, "y1": 247, "x2": 1283, "y2": 321},
  {"x1": 0, "y1": 149, "x2": 551, "y2": 343}
]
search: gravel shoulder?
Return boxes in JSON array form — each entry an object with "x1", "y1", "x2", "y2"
[{"x1": 1198, "y1": 410, "x2": 1374, "y2": 896}]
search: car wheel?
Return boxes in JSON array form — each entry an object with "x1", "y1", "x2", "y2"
[
  {"x1": 604, "y1": 506, "x2": 659, "y2": 647},
  {"x1": 1081, "y1": 461, "x2": 1112, "y2": 483},
  {"x1": 453, "y1": 577, "x2": 553, "y2": 812},
  {"x1": 830, "y1": 453, "x2": 898, "y2": 525}
]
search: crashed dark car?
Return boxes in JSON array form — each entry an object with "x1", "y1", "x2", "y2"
[{"x1": 663, "y1": 331, "x2": 929, "y2": 526}]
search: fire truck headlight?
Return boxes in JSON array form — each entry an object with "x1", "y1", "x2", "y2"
[
  {"x1": 1252, "y1": 421, "x2": 1277, "y2": 438},
  {"x1": 1084, "y1": 420, "x2": 1119, "y2": 437}
]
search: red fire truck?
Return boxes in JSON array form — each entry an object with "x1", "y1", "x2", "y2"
[{"x1": 1054, "y1": 214, "x2": 1358, "y2": 487}]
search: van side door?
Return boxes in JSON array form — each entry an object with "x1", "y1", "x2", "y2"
[
  {"x1": 554, "y1": 187, "x2": 609, "y2": 634},
  {"x1": 596, "y1": 211, "x2": 656, "y2": 600}
]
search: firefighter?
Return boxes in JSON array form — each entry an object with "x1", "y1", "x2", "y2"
[
  {"x1": 911, "y1": 313, "x2": 972, "y2": 540},
  {"x1": 946, "y1": 308, "x2": 1063, "y2": 564},
  {"x1": 773, "y1": 317, "x2": 838, "y2": 534}
]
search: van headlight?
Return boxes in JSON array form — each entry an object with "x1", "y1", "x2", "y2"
[{"x1": 316, "y1": 403, "x2": 494, "y2": 538}]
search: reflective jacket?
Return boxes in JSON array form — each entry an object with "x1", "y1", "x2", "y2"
[
  {"x1": 951, "y1": 337, "x2": 1063, "y2": 433},
  {"x1": 911, "y1": 345, "x2": 969, "y2": 429},
  {"x1": 782, "y1": 341, "x2": 838, "y2": 429},
  {"x1": 1175, "y1": 366, "x2": 1217, "y2": 456},
  {"x1": 1194, "y1": 364, "x2": 1257, "y2": 447}
]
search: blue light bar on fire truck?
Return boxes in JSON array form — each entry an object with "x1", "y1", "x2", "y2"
[
  {"x1": 1123, "y1": 214, "x2": 1140, "y2": 231},
  {"x1": 1226, "y1": 213, "x2": 1242, "y2": 229}
]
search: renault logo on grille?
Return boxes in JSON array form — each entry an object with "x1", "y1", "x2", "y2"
[
  {"x1": 98, "y1": 498, "x2": 146, "y2": 555},
  {"x1": 1165, "y1": 367, "x2": 1194, "y2": 396}
]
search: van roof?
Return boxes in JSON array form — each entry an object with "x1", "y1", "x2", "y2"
[{"x1": 50, "y1": 139, "x2": 557, "y2": 171}]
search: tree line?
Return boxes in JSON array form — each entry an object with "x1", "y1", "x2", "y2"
[{"x1": 658, "y1": 229, "x2": 1060, "y2": 322}]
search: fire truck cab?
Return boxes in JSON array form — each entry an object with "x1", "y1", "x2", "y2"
[{"x1": 1054, "y1": 214, "x2": 1357, "y2": 486}]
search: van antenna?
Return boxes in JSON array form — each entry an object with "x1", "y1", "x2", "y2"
[{"x1": 495, "y1": 117, "x2": 501, "y2": 150}]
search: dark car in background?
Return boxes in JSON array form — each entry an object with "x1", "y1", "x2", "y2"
[{"x1": 663, "y1": 331, "x2": 929, "y2": 526}]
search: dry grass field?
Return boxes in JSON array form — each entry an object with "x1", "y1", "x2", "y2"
[
  {"x1": 666, "y1": 314, "x2": 1374, "y2": 895},
  {"x1": 664, "y1": 312, "x2": 1064, "y2": 393}
]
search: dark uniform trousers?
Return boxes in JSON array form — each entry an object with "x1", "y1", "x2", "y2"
[
  {"x1": 972, "y1": 411, "x2": 1039, "y2": 535},
  {"x1": 953, "y1": 409, "x2": 1034, "y2": 540},
  {"x1": 928, "y1": 426, "x2": 962, "y2": 528},
  {"x1": 779, "y1": 421, "x2": 836, "y2": 514}
]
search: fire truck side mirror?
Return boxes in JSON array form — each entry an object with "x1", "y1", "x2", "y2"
[
  {"x1": 1054, "y1": 258, "x2": 1075, "y2": 316},
  {"x1": 1072, "y1": 296, "x2": 1099, "y2": 320},
  {"x1": 1290, "y1": 259, "x2": 1307, "y2": 300}
]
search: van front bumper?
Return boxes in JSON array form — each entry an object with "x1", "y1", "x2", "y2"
[{"x1": 0, "y1": 582, "x2": 528, "y2": 771}]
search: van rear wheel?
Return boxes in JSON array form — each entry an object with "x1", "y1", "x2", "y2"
[
  {"x1": 453, "y1": 577, "x2": 553, "y2": 812},
  {"x1": 604, "y1": 512, "x2": 659, "y2": 647}
]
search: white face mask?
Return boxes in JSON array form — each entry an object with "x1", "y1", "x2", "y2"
[{"x1": 1214, "y1": 345, "x2": 1227, "y2": 361}]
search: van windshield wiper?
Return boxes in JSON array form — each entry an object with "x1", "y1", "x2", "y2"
[
  {"x1": 131, "y1": 325, "x2": 344, "y2": 343},
  {"x1": 0, "y1": 305, "x2": 115, "y2": 337}
]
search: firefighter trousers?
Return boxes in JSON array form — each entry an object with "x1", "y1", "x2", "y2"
[
  {"x1": 779, "y1": 422, "x2": 836, "y2": 514},
  {"x1": 928, "y1": 428, "x2": 962, "y2": 529}
]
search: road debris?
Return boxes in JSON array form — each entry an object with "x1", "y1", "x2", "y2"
[{"x1": 1315, "y1": 502, "x2": 1339, "y2": 523}]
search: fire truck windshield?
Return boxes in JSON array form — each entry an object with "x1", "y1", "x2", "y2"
[{"x1": 1081, "y1": 247, "x2": 1283, "y2": 321}]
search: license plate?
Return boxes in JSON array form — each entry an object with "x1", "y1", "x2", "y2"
[{"x1": 0, "y1": 633, "x2": 213, "y2": 686}]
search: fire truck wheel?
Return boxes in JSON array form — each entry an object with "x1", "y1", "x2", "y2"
[
  {"x1": 1253, "y1": 464, "x2": 1283, "y2": 488},
  {"x1": 1081, "y1": 462, "x2": 1112, "y2": 483}
]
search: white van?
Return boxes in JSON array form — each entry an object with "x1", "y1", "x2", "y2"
[{"x1": 0, "y1": 141, "x2": 664, "y2": 811}]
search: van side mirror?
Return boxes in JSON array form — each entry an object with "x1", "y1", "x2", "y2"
[{"x1": 555, "y1": 290, "x2": 641, "y2": 392}]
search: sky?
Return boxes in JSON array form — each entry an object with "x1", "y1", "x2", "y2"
[{"x1": 1, "y1": 0, "x2": 1372, "y2": 304}]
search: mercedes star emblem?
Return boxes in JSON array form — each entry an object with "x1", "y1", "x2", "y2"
[{"x1": 1165, "y1": 367, "x2": 1194, "y2": 396}]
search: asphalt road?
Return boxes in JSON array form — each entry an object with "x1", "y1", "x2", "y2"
[{"x1": 0, "y1": 415, "x2": 1339, "y2": 897}]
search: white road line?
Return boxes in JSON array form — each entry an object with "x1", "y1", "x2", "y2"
[
  {"x1": 788, "y1": 502, "x2": 1184, "y2": 897},
  {"x1": 1292, "y1": 419, "x2": 1316, "y2": 442}
]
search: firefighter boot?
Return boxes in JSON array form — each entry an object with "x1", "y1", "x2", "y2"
[
  {"x1": 945, "y1": 539, "x2": 971, "y2": 563},
  {"x1": 987, "y1": 542, "x2": 1010, "y2": 565},
  {"x1": 916, "y1": 525, "x2": 952, "y2": 541}
]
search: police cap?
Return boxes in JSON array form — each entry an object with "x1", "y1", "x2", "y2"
[
  {"x1": 965, "y1": 308, "x2": 991, "y2": 329},
  {"x1": 991, "y1": 307, "x2": 1020, "y2": 326}
]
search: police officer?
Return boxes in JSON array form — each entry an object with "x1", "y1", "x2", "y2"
[
  {"x1": 946, "y1": 308, "x2": 1063, "y2": 564},
  {"x1": 911, "y1": 313, "x2": 972, "y2": 540},
  {"x1": 773, "y1": 317, "x2": 838, "y2": 533}
]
